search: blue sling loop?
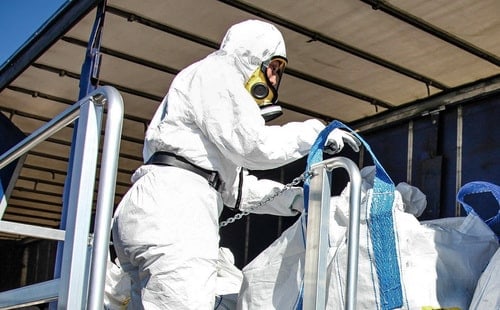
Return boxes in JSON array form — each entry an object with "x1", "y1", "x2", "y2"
[
  {"x1": 457, "y1": 181, "x2": 500, "y2": 238},
  {"x1": 302, "y1": 120, "x2": 403, "y2": 310}
]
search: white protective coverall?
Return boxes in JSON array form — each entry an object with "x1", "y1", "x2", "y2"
[{"x1": 112, "y1": 19, "x2": 354, "y2": 309}]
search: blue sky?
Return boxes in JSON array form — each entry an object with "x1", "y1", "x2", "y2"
[{"x1": 0, "y1": 0, "x2": 67, "y2": 66}]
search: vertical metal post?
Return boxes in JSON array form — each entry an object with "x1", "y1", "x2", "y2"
[
  {"x1": 303, "y1": 168, "x2": 331, "y2": 310},
  {"x1": 407, "y1": 121, "x2": 414, "y2": 184},
  {"x1": 78, "y1": 0, "x2": 106, "y2": 99},
  {"x1": 87, "y1": 87, "x2": 124, "y2": 310},
  {"x1": 52, "y1": 1, "x2": 107, "y2": 309},
  {"x1": 57, "y1": 100, "x2": 101, "y2": 309},
  {"x1": 455, "y1": 105, "x2": 463, "y2": 216},
  {"x1": 303, "y1": 157, "x2": 362, "y2": 310},
  {"x1": 0, "y1": 179, "x2": 6, "y2": 218}
]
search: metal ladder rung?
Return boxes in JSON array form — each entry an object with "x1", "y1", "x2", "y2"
[
  {"x1": 0, "y1": 220, "x2": 65, "y2": 241},
  {"x1": 0, "y1": 279, "x2": 60, "y2": 309}
]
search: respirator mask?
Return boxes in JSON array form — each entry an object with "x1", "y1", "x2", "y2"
[{"x1": 245, "y1": 56, "x2": 287, "y2": 122}]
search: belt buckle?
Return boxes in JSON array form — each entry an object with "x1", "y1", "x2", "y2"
[{"x1": 208, "y1": 172, "x2": 222, "y2": 191}]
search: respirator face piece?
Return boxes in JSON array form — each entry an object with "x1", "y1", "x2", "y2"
[{"x1": 245, "y1": 56, "x2": 287, "y2": 122}]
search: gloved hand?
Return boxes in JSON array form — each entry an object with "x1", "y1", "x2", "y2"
[{"x1": 324, "y1": 128, "x2": 361, "y2": 155}]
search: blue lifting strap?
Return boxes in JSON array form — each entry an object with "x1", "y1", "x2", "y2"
[{"x1": 302, "y1": 120, "x2": 403, "y2": 310}]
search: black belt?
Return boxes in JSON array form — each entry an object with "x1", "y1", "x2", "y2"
[{"x1": 146, "y1": 151, "x2": 222, "y2": 191}]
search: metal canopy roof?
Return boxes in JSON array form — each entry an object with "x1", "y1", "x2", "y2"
[{"x1": 0, "y1": 0, "x2": 499, "y2": 238}]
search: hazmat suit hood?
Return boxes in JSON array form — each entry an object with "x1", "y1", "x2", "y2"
[
  {"x1": 218, "y1": 20, "x2": 287, "y2": 121},
  {"x1": 218, "y1": 19, "x2": 287, "y2": 82}
]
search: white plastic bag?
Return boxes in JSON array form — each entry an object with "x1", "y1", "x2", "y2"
[
  {"x1": 237, "y1": 215, "x2": 307, "y2": 309},
  {"x1": 238, "y1": 180, "x2": 499, "y2": 309},
  {"x1": 215, "y1": 247, "x2": 244, "y2": 310},
  {"x1": 327, "y1": 182, "x2": 498, "y2": 309},
  {"x1": 469, "y1": 248, "x2": 500, "y2": 309},
  {"x1": 237, "y1": 121, "x2": 499, "y2": 310},
  {"x1": 460, "y1": 181, "x2": 500, "y2": 310},
  {"x1": 104, "y1": 259, "x2": 131, "y2": 310}
]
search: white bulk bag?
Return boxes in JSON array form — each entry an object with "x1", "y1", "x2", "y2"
[{"x1": 238, "y1": 121, "x2": 499, "y2": 310}]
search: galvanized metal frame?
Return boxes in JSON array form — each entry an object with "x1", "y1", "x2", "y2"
[
  {"x1": 0, "y1": 86, "x2": 123, "y2": 310},
  {"x1": 303, "y1": 157, "x2": 362, "y2": 310}
]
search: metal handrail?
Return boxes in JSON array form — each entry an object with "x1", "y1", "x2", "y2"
[
  {"x1": 0, "y1": 86, "x2": 123, "y2": 310},
  {"x1": 87, "y1": 87, "x2": 123, "y2": 310},
  {"x1": 0, "y1": 104, "x2": 79, "y2": 170},
  {"x1": 303, "y1": 156, "x2": 362, "y2": 310}
]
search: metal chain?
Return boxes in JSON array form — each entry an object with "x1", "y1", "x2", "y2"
[{"x1": 219, "y1": 171, "x2": 311, "y2": 228}]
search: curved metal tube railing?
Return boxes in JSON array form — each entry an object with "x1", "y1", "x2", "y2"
[
  {"x1": 303, "y1": 156, "x2": 362, "y2": 310},
  {"x1": 0, "y1": 86, "x2": 123, "y2": 310}
]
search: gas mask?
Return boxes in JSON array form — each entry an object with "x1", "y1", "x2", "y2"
[{"x1": 245, "y1": 56, "x2": 287, "y2": 122}]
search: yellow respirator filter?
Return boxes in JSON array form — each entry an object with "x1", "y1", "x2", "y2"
[
  {"x1": 245, "y1": 56, "x2": 287, "y2": 122},
  {"x1": 245, "y1": 69, "x2": 277, "y2": 105}
]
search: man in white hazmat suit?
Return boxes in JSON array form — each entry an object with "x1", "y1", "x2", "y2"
[{"x1": 112, "y1": 19, "x2": 359, "y2": 309}]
